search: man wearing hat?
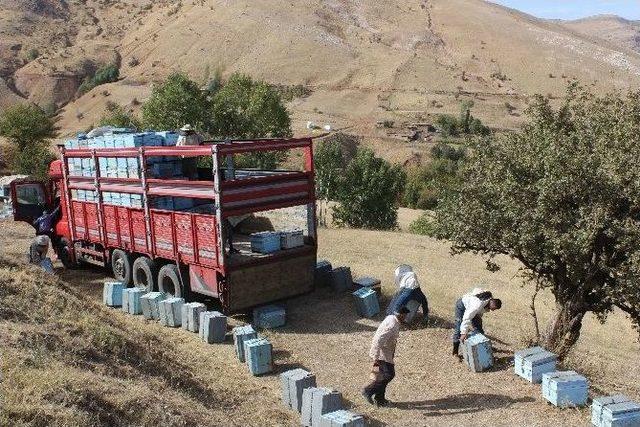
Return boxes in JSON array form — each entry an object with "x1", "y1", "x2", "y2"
[
  {"x1": 177, "y1": 124, "x2": 203, "y2": 179},
  {"x1": 29, "y1": 235, "x2": 54, "y2": 273}
]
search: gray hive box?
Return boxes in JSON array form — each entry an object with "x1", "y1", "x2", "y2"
[
  {"x1": 319, "y1": 410, "x2": 365, "y2": 427},
  {"x1": 331, "y1": 267, "x2": 353, "y2": 292},
  {"x1": 281, "y1": 368, "x2": 317, "y2": 413},
  {"x1": 181, "y1": 302, "x2": 206, "y2": 332},
  {"x1": 199, "y1": 311, "x2": 227, "y2": 344},
  {"x1": 103, "y1": 281, "x2": 124, "y2": 307},
  {"x1": 301, "y1": 387, "x2": 342, "y2": 427},
  {"x1": 514, "y1": 346, "x2": 557, "y2": 383},
  {"x1": 140, "y1": 292, "x2": 166, "y2": 320},
  {"x1": 122, "y1": 287, "x2": 144, "y2": 315},
  {"x1": 158, "y1": 297, "x2": 184, "y2": 327},
  {"x1": 233, "y1": 325, "x2": 258, "y2": 362}
]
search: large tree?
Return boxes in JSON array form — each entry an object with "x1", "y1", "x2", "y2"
[
  {"x1": 142, "y1": 72, "x2": 209, "y2": 131},
  {"x1": 208, "y1": 73, "x2": 291, "y2": 169},
  {"x1": 433, "y1": 84, "x2": 640, "y2": 357}
]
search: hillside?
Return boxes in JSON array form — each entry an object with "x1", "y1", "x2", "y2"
[
  {"x1": 1, "y1": 220, "x2": 639, "y2": 426},
  {"x1": 2, "y1": 0, "x2": 640, "y2": 148},
  {"x1": 563, "y1": 15, "x2": 640, "y2": 54}
]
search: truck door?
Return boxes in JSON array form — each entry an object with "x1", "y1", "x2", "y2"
[{"x1": 11, "y1": 180, "x2": 50, "y2": 226}]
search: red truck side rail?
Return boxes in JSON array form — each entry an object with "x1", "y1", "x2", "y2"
[{"x1": 53, "y1": 137, "x2": 317, "y2": 312}]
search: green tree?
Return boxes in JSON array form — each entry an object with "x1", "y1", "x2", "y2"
[
  {"x1": 0, "y1": 104, "x2": 57, "y2": 178},
  {"x1": 432, "y1": 84, "x2": 640, "y2": 357},
  {"x1": 209, "y1": 73, "x2": 292, "y2": 169},
  {"x1": 333, "y1": 148, "x2": 405, "y2": 230},
  {"x1": 99, "y1": 103, "x2": 141, "y2": 129},
  {"x1": 314, "y1": 139, "x2": 347, "y2": 201},
  {"x1": 78, "y1": 63, "x2": 120, "y2": 94},
  {"x1": 142, "y1": 72, "x2": 209, "y2": 131}
]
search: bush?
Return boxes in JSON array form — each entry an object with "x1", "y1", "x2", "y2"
[
  {"x1": 409, "y1": 213, "x2": 437, "y2": 236},
  {"x1": 27, "y1": 48, "x2": 39, "y2": 61},
  {"x1": 314, "y1": 139, "x2": 347, "y2": 201},
  {"x1": 332, "y1": 148, "x2": 405, "y2": 230},
  {"x1": 10, "y1": 143, "x2": 55, "y2": 179},
  {"x1": 78, "y1": 63, "x2": 120, "y2": 94},
  {"x1": 435, "y1": 114, "x2": 460, "y2": 137}
]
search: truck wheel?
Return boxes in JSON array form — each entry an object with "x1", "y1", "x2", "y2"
[
  {"x1": 111, "y1": 249, "x2": 133, "y2": 286},
  {"x1": 55, "y1": 238, "x2": 78, "y2": 269},
  {"x1": 132, "y1": 256, "x2": 157, "y2": 293},
  {"x1": 158, "y1": 264, "x2": 184, "y2": 298}
]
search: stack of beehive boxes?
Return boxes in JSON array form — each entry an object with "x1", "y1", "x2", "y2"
[
  {"x1": 592, "y1": 395, "x2": 640, "y2": 427},
  {"x1": 514, "y1": 346, "x2": 557, "y2": 383},
  {"x1": 542, "y1": 371, "x2": 588, "y2": 408},
  {"x1": 461, "y1": 333, "x2": 494, "y2": 372},
  {"x1": 65, "y1": 130, "x2": 181, "y2": 208}
]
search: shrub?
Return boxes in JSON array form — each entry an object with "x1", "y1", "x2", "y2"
[
  {"x1": 27, "y1": 48, "x2": 39, "y2": 61},
  {"x1": 332, "y1": 148, "x2": 405, "y2": 230},
  {"x1": 78, "y1": 63, "x2": 120, "y2": 94},
  {"x1": 99, "y1": 103, "x2": 141, "y2": 129},
  {"x1": 409, "y1": 213, "x2": 437, "y2": 236},
  {"x1": 314, "y1": 139, "x2": 347, "y2": 201}
]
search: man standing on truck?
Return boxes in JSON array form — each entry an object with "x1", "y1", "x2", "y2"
[
  {"x1": 177, "y1": 124, "x2": 203, "y2": 179},
  {"x1": 362, "y1": 306, "x2": 410, "y2": 407},
  {"x1": 452, "y1": 287, "x2": 502, "y2": 361}
]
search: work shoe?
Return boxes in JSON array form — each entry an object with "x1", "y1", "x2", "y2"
[
  {"x1": 375, "y1": 398, "x2": 390, "y2": 407},
  {"x1": 361, "y1": 390, "x2": 375, "y2": 405}
]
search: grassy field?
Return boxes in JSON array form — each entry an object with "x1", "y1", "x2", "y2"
[{"x1": 1, "y1": 220, "x2": 638, "y2": 426}]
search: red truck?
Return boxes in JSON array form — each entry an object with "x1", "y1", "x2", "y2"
[{"x1": 11, "y1": 138, "x2": 317, "y2": 312}]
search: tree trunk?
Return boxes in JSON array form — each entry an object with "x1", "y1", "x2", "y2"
[{"x1": 543, "y1": 298, "x2": 588, "y2": 359}]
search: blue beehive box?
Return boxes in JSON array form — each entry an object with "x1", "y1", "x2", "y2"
[
  {"x1": 592, "y1": 395, "x2": 640, "y2": 427},
  {"x1": 199, "y1": 311, "x2": 227, "y2": 344},
  {"x1": 320, "y1": 410, "x2": 365, "y2": 427},
  {"x1": 173, "y1": 197, "x2": 194, "y2": 211},
  {"x1": 542, "y1": 371, "x2": 589, "y2": 408},
  {"x1": 301, "y1": 387, "x2": 343, "y2": 427},
  {"x1": 181, "y1": 302, "x2": 206, "y2": 333},
  {"x1": 601, "y1": 401, "x2": 640, "y2": 427},
  {"x1": 122, "y1": 287, "x2": 144, "y2": 315},
  {"x1": 233, "y1": 325, "x2": 258, "y2": 362},
  {"x1": 103, "y1": 281, "x2": 124, "y2": 307},
  {"x1": 331, "y1": 267, "x2": 353, "y2": 292},
  {"x1": 131, "y1": 194, "x2": 143, "y2": 208},
  {"x1": 244, "y1": 337, "x2": 273, "y2": 375},
  {"x1": 253, "y1": 305, "x2": 286, "y2": 329},
  {"x1": 352, "y1": 287, "x2": 380, "y2": 318},
  {"x1": 461, "y1": 333, "x2": 493, "y2": 372},
  {"x1": 140, "y1": 292, "x2": 166, "y2": 320},
  {"x1": 159, "y1": 297, "x2": 184, "y2": 327},
  {"x1": 280, "y1": 368, "x2": 317, "y2": 413},
  {"x1": 514, "y1": 346, "x2": 557, "y2": 383},
  {"x1": 250, "y1": 231, "x2": 281, "y2": 254}
]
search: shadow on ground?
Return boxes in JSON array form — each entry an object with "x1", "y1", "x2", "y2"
[{"x1": 393, "y1": 393, "x2": 536, "y2": 416}]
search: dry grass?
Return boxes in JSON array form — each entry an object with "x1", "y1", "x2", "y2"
[{"x1": 1, "y1": 220, "x2": 638, "y2": 426}]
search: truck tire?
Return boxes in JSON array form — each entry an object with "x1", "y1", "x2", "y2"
[
  {"x1": 132, "y1": 256, "x2": 157, "y2": 292},
  {"x1": 111, "y1": 249, "x2": 133, "y2": 286},
  {"x1": 55, "y1": 237, "x2": 78, "y2": 269},
  {"x1": 158, "y1": 264, "x2": 184, "y2": 298}
]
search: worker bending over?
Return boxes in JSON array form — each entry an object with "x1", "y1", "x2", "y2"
[
  {"x1": 386, "y1": 265, "x2": 429, "y2": 324},
  {"x1": 362, "y1": 306, "x2": 410, "y2": 407},
  {"x1": 452, "y1": 287, "x2": 502, "y2": 360}
]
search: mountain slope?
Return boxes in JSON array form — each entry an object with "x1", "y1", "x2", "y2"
[
  {"x1": 3, "y1": 0, "x2": 640, "y2": 137},
  {"x1": 563, "y1": 15, "x2": 640, "y2": 54}
]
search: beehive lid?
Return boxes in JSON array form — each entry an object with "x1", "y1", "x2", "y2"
[
  {"x1": 354, "y1": 277, "x2": 381, "y2": 287},
  {"x1": 466, "y1": 333, "x2": 491, "y2": 345},
  {"x1": 603, "y1": 401, "x2": 640, "y2": 417},
  {"x1": 525, "y1": 350, "x2": 557, "y2": 366},
  {"x1": 352, "y1": 287, "x2": 376, "y2": 298},
  {"x1": 593, "y1": 394, "x2": 630, "y2": 406},
  {"x1": 514, "y1": 346, "x2": 546, "y2": 360},
  {"x1": 544, "y1": 371, "x2": 587, "y2": 387}
]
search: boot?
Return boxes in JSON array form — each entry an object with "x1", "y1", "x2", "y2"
[{"x1": 452, "y1": 342, "x2": 463, "y2": 362}]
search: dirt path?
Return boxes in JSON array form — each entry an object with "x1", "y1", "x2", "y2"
[{"x1": 2, "y1": 220, "x2": 638, "y2": 426}]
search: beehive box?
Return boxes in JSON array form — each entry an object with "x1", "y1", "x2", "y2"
[
  {"x1": 244, "y1": 337, "x2": 273, "y2": 376},
  {"x1": 353, "y1": 277, "x2": 381, "y2": 295},
  {"x1": 514, "y1": 346, "x2": 557, "y2": 383},
  {"x1": 199, "y1": 311, "x2": 227, "y2": 344},
  {"x1": 319, "y1": 410, "x2": 365, "y2": 427},
  {"x1": 140, "y1": 292, "x2": 166, "y2": 320},
  {"x1": 331, "y1": 267, "x2": 353, "y2": 293},
  {"x1": 352, "y1": 288, "x2": 380, "y2": 318},
  {"x1": 592, "y1": 395, "x2": 640, "y2": 427},
  {"x1": 281, "y1": 229, "x2": 304, "y2": 249},
  {"x1": 301, "y1": 387, "x2": 343, "y2": 427},
  {"x1": 122, "y1": 287, "x2": 144, "y2": 315},
  {"x1": 250, "y1": 231, "x2": 282, "y2": 254},
  {"x1": 233, "y1": 325, "x2": 258, "y2": 362},
  {"x1": 461, "y1": 333, "x2": 493, "y2": 372},
  {"x1": 103, "y1": 281, "x2": 124, "y2": 307},
  {"x1": 542, "y1": 371, "x2": 588, "y2": 408},
  {"x1": 280, "y1": 368, "x2": 317, "y2": 413},
  {"x1": 158, "y1": 297, "x2": 185, "y2": 327},
  {"x1": 181, "y1": 302, "x2": 206, "y2": 333},
  {"x1": 253, "y1": 305, "x2": 286, "y2": 329},
  {"x1": 315, "y1": 260, "x2": 333, "y2": 287}
]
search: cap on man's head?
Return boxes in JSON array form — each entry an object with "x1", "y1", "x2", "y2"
[
  {"x1": 180, "y1": 124, "x2": 194, "y2": 132},
  {"x1": 490, "y1": 298, "x2": 502, "y2": 310},
  {"x1": 395, "y1": 307, "x2": 411, "y2": 315}
]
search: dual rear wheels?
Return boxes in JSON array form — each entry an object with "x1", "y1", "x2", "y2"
[{"x1": 111, "y1": 250, "x2": 185, "y2": 298}]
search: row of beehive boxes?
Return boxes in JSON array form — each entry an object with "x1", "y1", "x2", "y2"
[{"x1": 250, "y1": 230, "x2": 305, "y2": 253}]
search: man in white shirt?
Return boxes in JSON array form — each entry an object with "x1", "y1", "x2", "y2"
[
  {"x1": 452, "y1": 287, "x2": 502, "y2": 361},
  {"x1": 362, "y1": 307, "x2": 410, "y2": 407},
  {"x1": 176, "y1": 124, "x2": 203, "y2": 179}
]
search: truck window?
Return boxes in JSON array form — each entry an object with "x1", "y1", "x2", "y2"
[{"x1": 16, "y1": 184, "x2": 46, "y2": 205}]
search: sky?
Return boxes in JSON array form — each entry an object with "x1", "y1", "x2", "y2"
[{"x1": 489, "y1": 0, "x2": 640, "y2": 20}]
